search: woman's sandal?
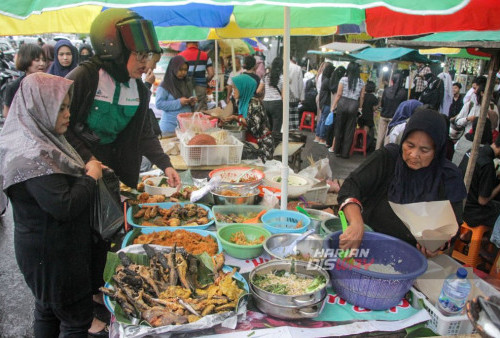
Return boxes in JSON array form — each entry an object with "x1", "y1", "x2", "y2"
[{"x1": 88, "y1": 324, "x2": 109, "y2": 337}]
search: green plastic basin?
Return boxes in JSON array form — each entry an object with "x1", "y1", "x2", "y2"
[{"x1": 217, "y1": 224, "x2": 272, "y2": 259}]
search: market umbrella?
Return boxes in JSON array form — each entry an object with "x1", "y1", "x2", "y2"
[{"x1": 0, "y1": 0, "x2": 473, "y2": 208}]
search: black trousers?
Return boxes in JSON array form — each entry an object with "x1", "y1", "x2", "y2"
[
  {"x1": 34, "y1": 296, "x2": 92, "y2": 338},
  {"x1": 334, "y1": 97, "x2": 359, "y2": 158},
  {"x1": 263, "y1": 100, "x2": 283, "y2": 136}
]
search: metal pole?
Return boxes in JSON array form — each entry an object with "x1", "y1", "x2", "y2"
[
  {"x1": 463, "y1": 51, "x2": 500, "y2": 193},
  {"x1": 280, "y1": 6, "x2": 290, "y2": 210},
  {"x1": 231, "y1": 43, "x2": 236, "y2": 74},
  {"x1": 215, "y1": 41, "x2": 219, "y2": 106}
]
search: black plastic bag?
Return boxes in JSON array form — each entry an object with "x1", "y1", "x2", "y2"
[{"x1": 92, "y1": 170, "x2": 123, "y2": 241}]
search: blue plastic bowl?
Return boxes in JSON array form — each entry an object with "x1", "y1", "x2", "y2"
[
  {"x1": 323, "y1": 231, "x2": 428, "y2": 310},
  {"x1": 261, "y1": 209, "x2": 310, "y2": 234}
]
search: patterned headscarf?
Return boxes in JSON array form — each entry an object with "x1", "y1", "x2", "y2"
[{"x1": 0, "y1": 73, "x2": 85, "y2": 200}]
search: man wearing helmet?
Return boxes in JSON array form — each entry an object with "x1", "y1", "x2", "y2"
[{"x1": 64, "y1": 8, "x2": 180, "y2": 335}]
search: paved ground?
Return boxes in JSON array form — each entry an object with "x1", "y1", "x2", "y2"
[{"x1": 0, "y1": 130, "x2": 366, "y2": 337}]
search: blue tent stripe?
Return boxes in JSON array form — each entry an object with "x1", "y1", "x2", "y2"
[{"x1": 102, "y1": 4, "x2": 233, "y2": 28}]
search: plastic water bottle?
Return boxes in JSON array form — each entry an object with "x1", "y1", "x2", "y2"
[{"x1": 436, "y1": 267, "x2": 471, "y2": 316}]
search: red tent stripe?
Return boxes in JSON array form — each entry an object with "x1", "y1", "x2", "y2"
[{"x1": 366, "y1": 0, "x2": 500, "y2": 38}]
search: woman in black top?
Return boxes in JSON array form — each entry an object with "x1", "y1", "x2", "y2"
[
  {"x1": 3, "y1": 43, "x2": 46, "y2": 118},
  {"x1": 338, "y1": 109, "x2": 466, "y2": 257},
  {"x1": 376, "y1": 72, "x2": 407, "y2": 149},
  {"x1": 358, "y1": 81, "x2": 379, "y2": 151},
  {"x1": 0, "y1": 73, "x2": 103, "y2": 337}
]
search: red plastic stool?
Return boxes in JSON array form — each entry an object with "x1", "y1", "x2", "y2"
[
  {"x1": 452, "y1": 222, "x2": 491, "y2": 268},
  {"x1": 349, "y1": 128, "x2": 367, "y2": 156},
  {"x1": 299, "y1": 111, "x2": 315, "y2": 132}
]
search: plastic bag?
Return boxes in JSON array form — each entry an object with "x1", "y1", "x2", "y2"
[
  {"x1": 298, "y1": 157, "x2": 332, "y2": 180},
  {"x1": 325, "y1": 111, "x2": 334, "y2": 126},
  {"x1": 177, "y1": 112, "x2": 216, "y2": 133},
  {"x1": 92, "y1": 170, "x2": 124, "y2": 240},
  {"x1": 261, "y1": 187, "x2": 280, "y2": 209}
]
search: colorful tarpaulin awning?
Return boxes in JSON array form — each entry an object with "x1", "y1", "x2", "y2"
[
  {"x1": 366, "y1": 0, "x2": 500, "y2": 38},
  {"x1": 0, "y1": 0, "x2": 471, "y2": 36},
  {"x1": 351, "y1": 47, "x2": 431, "y2": 63},
  {"x1": 415, "y1": 30, "x2": 500, "y2": 42}
]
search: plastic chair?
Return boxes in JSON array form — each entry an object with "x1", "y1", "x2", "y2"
[
  {"x1": 299, "y1": 111, "x2": 315, "y2": 132},
  {"x1": 349, "y1": 128, "x2": 367, "y2": 156},
  {"x1": 452, "y1": 222, "x2": 491, "y2": 268}
]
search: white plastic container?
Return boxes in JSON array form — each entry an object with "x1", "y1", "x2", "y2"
[
  {"x1": 179, "y1": 135, "x2": 243, "y2": 166},
  {"x1": 410, "y1": 287, "x2": 475, "y2": 336}
]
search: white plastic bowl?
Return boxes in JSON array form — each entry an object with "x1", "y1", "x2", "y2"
[
  {"x1": 264, "y1": 171, "x2": 313, "y2": 198},
  {"x1": 143, "y1": 176, "x2": 177, "y2": 197}
]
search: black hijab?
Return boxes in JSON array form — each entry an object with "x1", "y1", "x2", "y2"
[
  {"x1": 387, "y1": 109, "x2": 466, "y2": 204},
  {"x1": 160, "y1": 55, "x2": 192, "y2": 99},
  {"x1": 89, "y1": 49, "x2": 131, "y2": 83},
  {"x1": 384, "y1": 72, "x2": 404, "y2": 100}
]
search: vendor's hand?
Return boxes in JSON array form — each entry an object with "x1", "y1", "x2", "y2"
[
  {"x1": 339, "y1": 222, "x2": 364, "y2": 252},
  {"x1": 165, "y1": 167, "x2": 181, "y2": 188},
  {"x1": 145, "y1": 69, "x2": 155, "y2": 85},
  {"x1": 468, "y1": 115, "x2": 476, "y2": 123},
  {"x1": 180, "y1": 97, "x2": 191, "y2": 106},
  {"x1": 222, "y1": 115, "x2": 236, "y2": 123},
  {"x1": 189, "y1": 96, "x2": 197, "y2": 105},
  {"x1": 416, "y1": 242, "x2": 446, "y2": 258},
  {"x1": 86, "y1": 160, "x2": 103, "y2": 181}
]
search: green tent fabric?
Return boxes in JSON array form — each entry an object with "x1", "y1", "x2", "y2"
[
  {"x1": 1, "y1": 0, "x2": 470, "y2": 19},
  {"x1": 351, "y1": 47, "x2": 430, "y2": 63},
  {"x1": 446, "y1": 49, "x2": 490, "y2": 60},
  {"x1": 415, "y1": 31, "x2": 500, "y2": 42}
]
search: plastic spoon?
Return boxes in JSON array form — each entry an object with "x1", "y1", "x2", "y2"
[
  {"x1": 281, "y1": 229, "x2": 315, "y2": 258},
  {"x1": 243, "y1": 210, "x2": 267, "y2": 224},
  {"x1": 235, "y1": 168, "x2": 253, "y2": 183},
  {"x1": 338, "y1": 211, "x2": 353, "y2": 262},
  {"x1": 296, "y1": 206, "x2": 311, "y2": 217}
]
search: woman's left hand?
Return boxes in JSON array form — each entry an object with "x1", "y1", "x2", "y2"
[
  {"x1": 416, "y1": 242, "x2": 446, "y2": 258},
  {"x1": 164, "y1": 167, "x2": 181, "y2": 188}
]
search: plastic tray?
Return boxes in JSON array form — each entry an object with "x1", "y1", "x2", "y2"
[
  {"x1": 212, "y1": 205, "x2": 269, "y2": 229},
  {"x1": 127, "y1": 202, "x2": 214, "y2": 230},
  {"x1": 303, "y1": 181, "x2": 329, "y2": 203},
  {"x1": 179, "y1": 135, "x2": 243, "y2": 166},
  {"x1": 121, "y1": 227, "x2": 223, "y2": 255},
  {"x1": 409, "y1": 287, "x2": 475, "y2": 336}
]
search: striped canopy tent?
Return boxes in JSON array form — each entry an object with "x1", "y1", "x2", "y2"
[{"x1": 0, "y1": 0, "x2": 476, "y2": 207}]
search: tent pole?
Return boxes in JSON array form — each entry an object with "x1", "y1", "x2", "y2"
[
  {"x1": 231, "y1": 43, "x2": 236, "y2": 74},
  {"x1": 215, "y1": 41, "x2": 219, "y2": 106},
  {"x1": 463, "y1": 51, "x2": 500, "y2": 193},
  {"x1": 280, "y1": 6, "x2": 290, "y2": 210}
]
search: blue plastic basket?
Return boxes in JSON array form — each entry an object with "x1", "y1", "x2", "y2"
[
  {"x1": 121, "y1": 227, "x2": 223, "y2": 254},
  {"x1": 261, "y1": 209, "x2": 310, "y2": 234},
  {"x1": 323, "y1": 231, "x2": 428, "y2": 310},
  {"x1": 127, "y1": 202, "x2": 214, "y2": 230}
]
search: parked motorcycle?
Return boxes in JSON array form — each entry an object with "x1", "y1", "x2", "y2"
[{"x1": 0, "y1": 50, "x2": 22, "y2": 116}]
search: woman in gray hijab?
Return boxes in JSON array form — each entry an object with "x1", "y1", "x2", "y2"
[{"x1": 0, "y1": 72, "x2": 103, "y2": 337}]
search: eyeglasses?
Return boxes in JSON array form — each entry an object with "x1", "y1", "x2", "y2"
[{"x1": 133, "y1": 51, "x2": 155, "y2": 62}]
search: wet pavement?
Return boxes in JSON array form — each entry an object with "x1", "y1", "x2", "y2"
[{"x1": 0, "y1": 130, "x2": 365, "y2": 337}]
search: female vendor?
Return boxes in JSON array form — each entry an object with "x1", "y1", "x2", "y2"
[
  {"x1": 223, "y1": 74, "x2": 274, "y2": 161},
  {"x1": 338, "y1": 109, "x2": 467, "y2": 257}
]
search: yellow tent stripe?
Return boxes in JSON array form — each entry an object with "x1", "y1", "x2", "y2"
[
  {"x1": 0, "y1": 6, "x2": 102, "y2": 36},
  {"x1": 419, "y1": 48, "x2": 461, "y2": 55}
]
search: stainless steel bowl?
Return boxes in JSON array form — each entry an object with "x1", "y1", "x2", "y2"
[
  {"x1": 264, "y1": 233, "x2": 325, "y2": 260},
  {"x1": 249, "y1": 259, "x2": 329, "y2": 307},
  {"x1": 211, "y1": 186, "x2": 259, "y2": 205},
  {"x1": 304, "y1": 209, "x2": 335, "y2": 233},
  {"x1": 251, "y1": 285, "x2": 326, "y2": 319}
]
